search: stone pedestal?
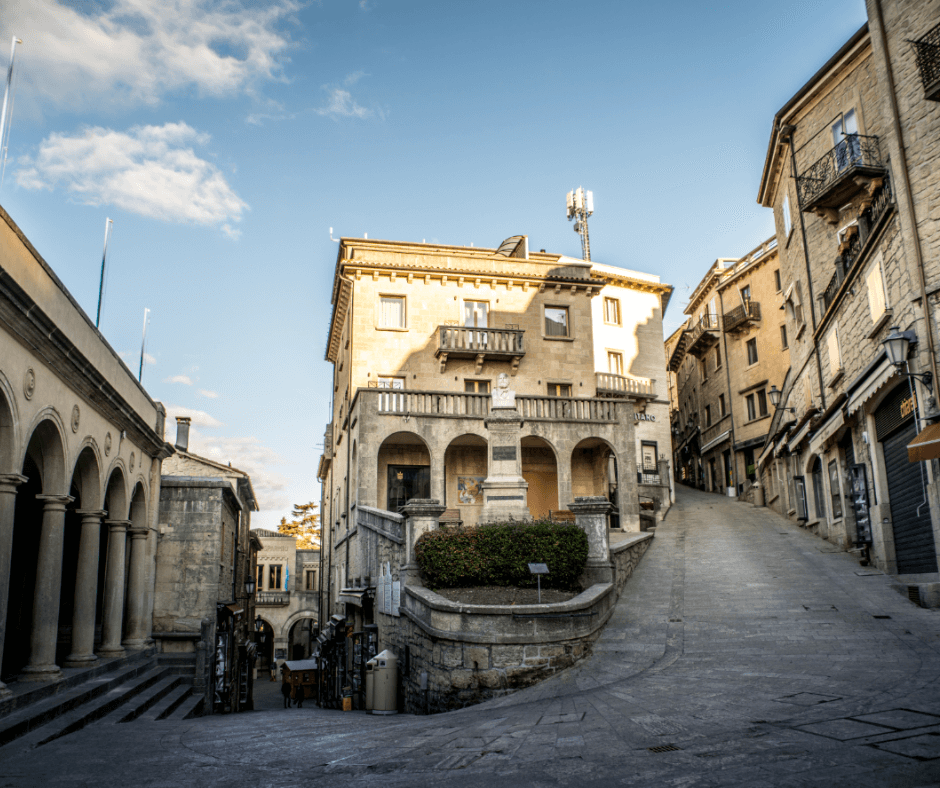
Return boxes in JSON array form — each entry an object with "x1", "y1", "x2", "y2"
[
  {"x1": 98, "y1": 519, "x2": 130, "y2": 658},
  {"x1": 63, "y1": 509, "x2": 106, "y2": 667},
  {"x1": 401, "y1": 499, "x2": 447, "y2": 587},
  {"x1": 122, "y1": 528, "x2": 151, "y2": 647},
  {"x1": 480, "y1": 407, "x2": 529, "y2": 522},
  {"x1": 569, "y1": 496, "x2": 614, "y2": 586},
  {"x1": 21, "y1": 494, "x2": 74, "y2": 681},
  {"x1": 0, "y1": 474, "x2": 27, "y2": 696}
]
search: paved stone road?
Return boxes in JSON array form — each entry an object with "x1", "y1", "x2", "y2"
[{"x1": 4, "y1": 486, "x2": 940, "y2": 786}]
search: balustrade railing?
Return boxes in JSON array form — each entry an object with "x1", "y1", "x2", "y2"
[
  {"x1": 595, "y1": 372, "x2": 655, "y2": 398},
  {"x1": 516, "y1": 395, "x2": 622, "y2": 422},
  {"x1": 438, "y1": 326, "x2": 525, "y2": 355},
  {"x1": 257, "y1": 591, "x2": 290, "y2": 606},
  {"x1": 796, "y1": 134, "x2": 883, "y2": 208},
  {"x1": 910, "y1": 21, "x2": 940, "y2": 99}
]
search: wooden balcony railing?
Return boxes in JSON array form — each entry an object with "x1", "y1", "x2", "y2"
[
  {"x1": 436, "y1": 326, "x2": 525, "y2": 373},
  {"x1": 595, "y1": 372, "x2": 655, "y2": 399},
  {"x1": 723, "y1": 301, "x2": 761, "y2": 334}
]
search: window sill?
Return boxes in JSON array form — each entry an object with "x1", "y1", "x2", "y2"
[
  {"x1": 543, "y1": 335, "x2": 574, "y2": 341},
  {"x1": 795, "y1": 322, "x2": 806, "y2": 340},
  {"x1": 744, "y1": 414, "x2": 772, "y2": 425},
  {"x1": 603, "y1": 320, "x2": 622, "y2": 328},
  {"x1": 828, "y1": 368, "x2": 845, "y2": 389},
  {"x1": 868, "y1": 308, "x2": 894, "y2": 339},
  {"x1": 376, "y1": 326, "x2": 409, "y2": 332}
]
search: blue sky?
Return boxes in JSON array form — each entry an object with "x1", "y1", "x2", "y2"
[{"x1": 0, "y1": 0, "x2": 868, "y2": 529}]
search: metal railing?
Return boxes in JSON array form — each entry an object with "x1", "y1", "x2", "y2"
[
  {"x1": 438, "y1": 326, "x2": 525, "y2": 355},
  {"x1": 821, "y1": 179, "x2": 893, "y2": 314},
  {"x1": 796, "y1": 134, "x2": 883, "y2": 207},
  {"x1": 723, "y1": 301, "x2": 761, "y2": 333},
  {"x1": 595, "y1": 372, "x2": 655, "y2": 398},
  {"x1": 256, "y1": 591, "x2": 290, "y2": 606},
  {"x1": 910, "y1": 21, "x2": 940, "y2": 98}
]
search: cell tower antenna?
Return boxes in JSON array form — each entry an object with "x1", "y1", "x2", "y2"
[
  {"x1": 0, "y1": 36, "x2": 23, "y2": 190},
  {"x1": 96, "y1": 218, "x2": 113, "y2": 328},
  {"x1": 565, "y1": 187, "x2": 594, "y2": 261}
]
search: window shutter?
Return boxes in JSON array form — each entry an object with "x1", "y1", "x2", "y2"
[
  {"x1": 827, "y1": 327, "x2": 841, "y2": 373},
  {"x1": 866, "y1": 255, "x2": 887, "y2": 320}
]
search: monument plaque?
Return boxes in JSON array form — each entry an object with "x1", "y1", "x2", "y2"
[{"x1": 493, "y1": 446, "x2": 516, "y2": 461}]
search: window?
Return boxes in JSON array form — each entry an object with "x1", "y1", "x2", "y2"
[
  {"x1": 547, "y1": 383, "x2": 571, "y2": 397},
  {"x1": 463, "y1": 300, "x2": 489, "y2": 328},
  {"x1": 774, "y1": 268, "x2": 782, "y2": 292},
  {"x1": 544, "y1": 306, "x2": 569, "y2": 337},
  {"x1": 782, "y1": 193, "x2": 791, "y2": 237},
  {"x1": 603, "y1": 297, "x2": 621, "y2": 325},
  {"x1": 745, "y1": 390, "x2": 767, "y2": 420},
  {"x1": 780, "y1": 324, "x2": 788, "y2": 349},
  {"x1": 465, "y1": 379, "x2": 490, "y2": 393},
  {"x1": 379, "y1": 295, "x2": 406, "y2": 328},
  {"x1": 757, "y1": 388, "x2": 768, "y2": 417},
  {"x1": 257, "y1": 564, "x2": 265, "y2": 590},
  {"x1": 269, "y1": 564, "x2": 283, "y2": 591},
  {"x1": 740, "y1": 285, "x2": 751, "y2": 303},
  {"x1": 700, "y1": 358, "x2": 708, "y2": 381},
  {"x1": 811, "y1": 457, "x2": 827, "y2": 519},
  {"x1": 746, "y1": 338, "x2": 758, "y2": 365},
  {"x1": 608, "y1": 351, "x2": 624, "y2": 375},
  {"x1": 832, "y1": 109, "x2": 860, "y2": 171},
  {"x1": 828, "y1": 460, "x2": 843, "y2": 519},
  {"x1": 866, "y1": 252, "x2": 888, "y2": 321},
  {"x1": 746, "y1": 394, "x2": 756, "y2": 421},
  {"x1": 705, "y1": 405, "x2": 712, "y2": 427},
  {"x1": 305, "y1": 569, "x2": 317, "y2": 591},
  {"x1": 715, "y1": 346, "x2": 721, "y2": 369},
  {"x1": 785, "y1": 281, "x2": 805, "y2": 329},
  {"x1": 377, "y1": 376, "x2": 405, "y2": 389},
  {"x1": 387, "y1": 465, "x2": 430, "y2": 511},
  {"x1": 718, "y1": 394, "x2": 726, "y2": 417}
]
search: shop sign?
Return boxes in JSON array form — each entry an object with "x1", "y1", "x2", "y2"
[{"x1": 635, "y1": 413, "x2": 656, "y2": 422}]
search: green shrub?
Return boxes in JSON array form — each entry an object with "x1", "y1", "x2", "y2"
[{"x1": 414, "y1": 520, "x2": 588, "y2": 590}]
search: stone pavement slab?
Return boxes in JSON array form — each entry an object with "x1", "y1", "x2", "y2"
[{"x1": 3, "y1": 486, "x2": 940, "y2": 786}]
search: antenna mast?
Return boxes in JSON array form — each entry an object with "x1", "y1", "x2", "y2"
[
  {"x1": 96, "y1": 218, "x2": 113, "y2": 328},
  {"x1": 0, "y1": 36, "x2": 23, "y2": 189},
  {"x1": 138, "y1": 307, "x2": 150, "y2": 382},
  {"x1": 565, "y1": 187, "x2": 594, "y2": 261}
]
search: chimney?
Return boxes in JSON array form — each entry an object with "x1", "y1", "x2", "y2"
[{"x1": 175, "y1": 417, "x2": 191, "y2": 452}]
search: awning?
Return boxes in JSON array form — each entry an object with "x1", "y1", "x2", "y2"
[
  {"x1": 700, "y1": 429, "x2": 731, "y2": 453},
  {"x1": 787, "y1": 418, "x2": 814, "y2": 452},
  {"x1": 283, "y1": 659, "x2": 321, "y2": 672},
  {"x1": 908, "y1": 423, "x2": 940, "y2": 462},
  {"x1": 846, "y1": 358, "x2": 896, "y2": 416},
  {"x1": 337, "y1": 588, "x2": 366, "y2": 607},
  {"x1": 808, "y1": 409, "x2": 845, "y2": 456}
]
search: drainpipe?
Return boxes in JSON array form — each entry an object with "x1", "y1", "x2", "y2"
[
  {"x1": 717, "y1": 288, "x2": 737, "y2": 493},
  {"x1": 871, "y1": 0, "x2": 940, "y2": 394},
  {"x1": 782, "y1": 126, "x2": 827, "y2": 413}
]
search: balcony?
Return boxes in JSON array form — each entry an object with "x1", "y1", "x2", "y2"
[
  {"x1": 723, "y1": 301, "x2": 761, "y2": 334},
  {"x1": 257, "y1": 591, "x2": 290, "y2": 606},
  {"x1": 667, "y1": 329, "x2": 691, "y2": 372},
  {"x1": 436, "y1": 325, "x2": 525, "y2": 374},
  {"x1": 911, "y1": 21, "x2": 940, "y2": 102},
  {"x1": 595, "y1": 372, "x2": 655, "y2": 400},
  {"x1": 362, "y1": 387, "x2": 629, "y2": 424},
  {"x1": 796, "y1": 135, "x2": 886, "y2": 215},
  {"x1": 687, "y1": 314, "x2": 721, "y2": 359}
]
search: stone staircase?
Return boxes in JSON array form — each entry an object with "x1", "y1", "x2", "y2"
[{"x1": 0, "y1": 648, "x2": 203, "y2": 753}]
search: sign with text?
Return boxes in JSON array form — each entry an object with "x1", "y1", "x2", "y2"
[{"x1": 493, "y1": 446, "x2": 516, "y2": 461}]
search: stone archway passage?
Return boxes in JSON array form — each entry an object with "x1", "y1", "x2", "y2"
[{"x1": 521, "y1": 437, "x2": 558, "y2": 519}]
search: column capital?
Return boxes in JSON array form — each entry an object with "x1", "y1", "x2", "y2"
[
  {"x1": 567, "y1": 496, "x2": 613, "y2": 516},
  {"x1": 35, "y1": 494, "x2": 75, "y2": 512},
  {"x1": 0, "y1": 473, "x2": 28, "y2": 492},
  {"x1": 128, "y1": 527, "x2": 149, "y2": 538},
  {"x1": 104, "y1": 519, "x2": 131, "y2": 532},
  {"x1": 76, "y1": 509, "x2": 107, "y2": 518}
]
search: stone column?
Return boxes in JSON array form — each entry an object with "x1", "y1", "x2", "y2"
[
  {"x1": 0, "y1": 474, "x2": 28, "y2": 696},
  {"x1": 63, "y1": 509, "x2": 107, "y2": 667},
  {"x1": 122, "y1": 528, "x2": 151, "y2": 647},
  {"x1": 481, "y1": 407, "x2": 529, "y2": 522},
  {"x1": 98, "y1": 519, "x2": 130, "y2": 658},
  {"x1": 21, "y1": 494, "x2": 74, "y2": 681},
  {"x1": 400, "y1": 498, "x2": 446, "y2": 587},
  {"x1": 568, "y1": 496, "x2": 614, "y2": 587}
]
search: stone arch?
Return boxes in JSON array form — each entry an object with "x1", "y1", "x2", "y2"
[
  {"x1": 70, "y1": 442, "x2": 103, "y2": 510},
  {"x1": 129, "y1": 481, "x2": 148, "y2": 524},
  {"x1": 377, "y1": 431, "x2": 432, "y2": 512},
  {"x1": 103, "y1": 463, "x2": 129, "y2": 520},
  {"x1": 282, "y1": 610, "x2": 319, "y2": 638},
  {"x1": 807, "y1": 453, "x2": 826, "y2": 521},
  {"x1": 0, "y1": 371, "x2": 19, "y2": 475},
  {"x1": 22, "y1": 412, "x2": 69, "y2": 496},
  {"x1": 444, "y1": 433, "x2": 488, "y2": 524},
  {"x1": 571, "y1": 437, "x2": 620, "y2": 527},
  {"x1": 521, "y1": 435, "x2": 559, "y2": 519}
]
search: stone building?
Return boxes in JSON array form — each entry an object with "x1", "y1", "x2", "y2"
[
  {"x1": 251, "y1": 528, "x2": 319, "y2": 671},
  {"x1": 152, "y1": 417, "x2": 259, "y2": 708},
  {"x1": 668, "y1": 238, "x2": 789, "y2": 500},
  {"x1": 755, "y1": 7, "x2": 940, "y2": 591},
  {"x1": 0, "y1": 205, "x2": 173, "y2": 697}
]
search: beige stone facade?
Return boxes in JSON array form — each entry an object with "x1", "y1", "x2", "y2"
[{"x1": 755, "y1": 8, "x2": 940, "y2": 585}]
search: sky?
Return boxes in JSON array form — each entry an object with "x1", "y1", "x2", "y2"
[{"x1": 0, "y1": 0, "x2": 869, "y2": 530}]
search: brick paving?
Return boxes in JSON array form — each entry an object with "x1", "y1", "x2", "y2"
[{"x1": 4, "y1": 485, "x2": 940, "y2": 786}]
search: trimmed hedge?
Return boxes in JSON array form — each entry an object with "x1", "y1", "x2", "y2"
[{"x1": 414, "y1": 520, "x2": 588, "y2": 590}]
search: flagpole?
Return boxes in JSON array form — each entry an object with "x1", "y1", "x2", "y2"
[
  {"x1": 138, "y1": 308, "x2": 150, "y2": 382},
  {"x1": 96, "y1": 218, "x2": 113, "y2": 328},
  {"x1": 0, "y1": 36, "x2": 23, "y2": 189}
]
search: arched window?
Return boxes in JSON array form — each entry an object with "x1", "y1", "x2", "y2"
[{"x1": 811, "y1": 457, "x2": 826, "y2": 520}]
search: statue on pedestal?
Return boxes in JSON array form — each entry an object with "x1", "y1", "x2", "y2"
[{"x1": 491, "y1": 372, "x2": 516, "y2": 409}]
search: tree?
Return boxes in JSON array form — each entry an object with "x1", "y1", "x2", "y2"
[{"x1": 277, "y1": 502, "x2": 320, "y2": 549}]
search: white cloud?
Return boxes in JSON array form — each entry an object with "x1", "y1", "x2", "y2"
[
  {"x1": 344, "y1": 70, "x2": 368, "y2": 87},
  {"x1": 0, "y1": 0, "x2": 299, "y2": 111},
  {"x1": 143, "y1": 352, "x2": 157, "y2": 365},
  {"x1": 164, "y1": 404, "x2": 224, "y2": 429},
  {"x1": 165, "y1": 375, "x2": 194, "y2": 385},
  {"x1": 315, "y1": 88, "x2": 372, "y2": 120},
  {"x1": 16, "y1": 123, "x2": 248, "y2": 231},
  {"x1": 197, "y1": 389, "x2": 219, "y2": 399}
]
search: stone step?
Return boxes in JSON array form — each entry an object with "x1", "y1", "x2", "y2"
[
  {"x1": 0, "y1": 659, "x2": 155, "y2": 748},
  {"x1": 139, "y1": 684, "x2": 193, "y2": 722},
  {"x1": 113, "y1": 675, "x2": 185, "y2": 723},
  {"x1": 6, "y1": 667, "x2": 169, "y2": 752},
  {"x1": 168, "y1": 691, "x2": 205, "y2": 721}
]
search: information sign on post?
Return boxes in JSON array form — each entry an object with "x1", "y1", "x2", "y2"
[{"x1": 528, "y1": 563, "x2": 549, "y2": 604}]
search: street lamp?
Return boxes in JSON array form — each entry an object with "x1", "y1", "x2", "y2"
[
  {"x1": 882, "y1": 326, "x2": 933, "y2": 393},
  {"x1": 255, "y1": 615, "x2": 263, "y2": 632},
  {"x1": 768, "y1": 385, "x2": 795, "y2": 413},
  {"x1": 245, "y1": 577, "x2": 256, "y2": 598}
]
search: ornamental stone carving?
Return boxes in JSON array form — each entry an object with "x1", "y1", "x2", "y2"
[
  {"x1": 491, "y1": 372, "x2": 516, "y2": 409},
  {"x1": 105, "y1": 432, "x2": 112, "y2": 456},
  {"x1": 71, "y1": 405, "x2": 81, "y2": 433},
  {"x1": 23, "y1": 368, "x2": 35, "y2": 400},
  {"x1": 130, "y1": 452, "x2": 136, "y2": 472}
]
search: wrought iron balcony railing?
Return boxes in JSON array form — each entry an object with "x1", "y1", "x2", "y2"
[
  {"x1": 436, "y1": 326, "x2": 526, "y2": 373},
  {"x1": 595, "y1": 372, "x2": 655, "y2": 399},
  {"x1": 687, "y1": 313, "x2": 721, "y2": 358},
  {"x1": 821, "y1": 179, "x2": 893, "y2": 315},
  {"x1": 796, "y1": 134, "x2": 885, "y2": 212},
  {"x1": 910, "y1": 21, "x2": 940, "y2": 101},
  {"x1": 723, "y1": 301, "x2": 761, "y2": 334},
  {"x1": 257, "y1": 591, "x2": 290, "y2": 606}
]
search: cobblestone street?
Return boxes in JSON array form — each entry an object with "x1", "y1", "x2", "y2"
[{"x1": 4, "y1": 486, "x2": 940, "y2": 787}]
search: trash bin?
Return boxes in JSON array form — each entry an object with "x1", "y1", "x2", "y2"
[
  {"x1": 365, "y1": 657, "x2": 378, "y2": 712},
  {"x1": 371, "y1": 649, "x2": 398, "y2": 715}
]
